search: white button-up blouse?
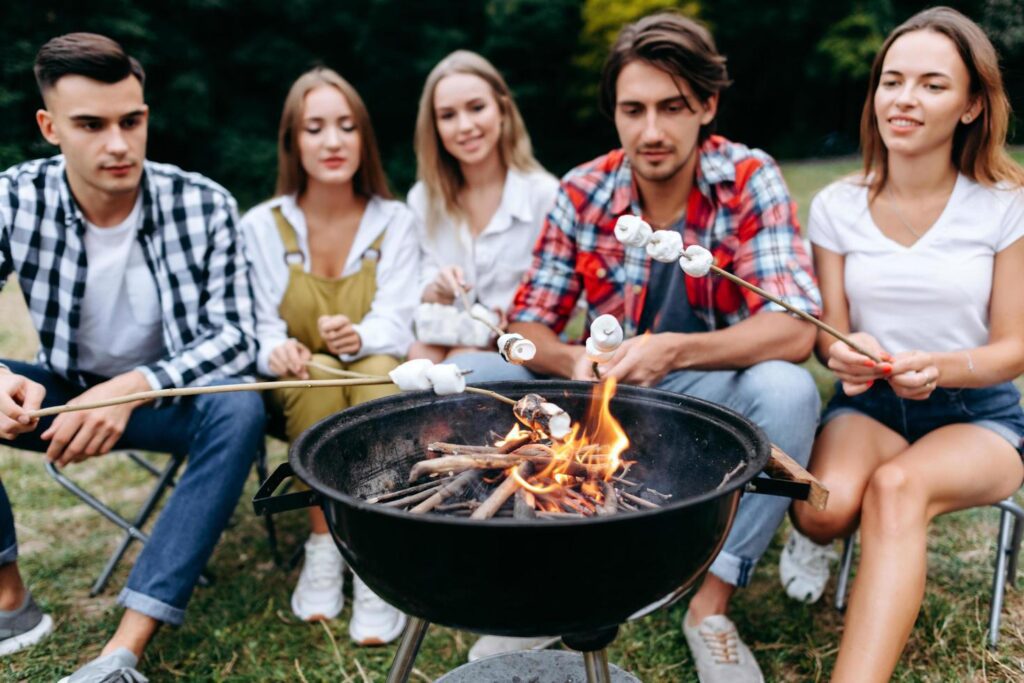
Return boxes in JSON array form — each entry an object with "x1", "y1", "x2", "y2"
[{"x1": 407, "y1": 167, "x2": 559, "y2": 313}]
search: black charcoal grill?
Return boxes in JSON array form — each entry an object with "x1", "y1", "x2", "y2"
[{"x1": 255, "y1": 380, "x2": 821, "y2": 682}]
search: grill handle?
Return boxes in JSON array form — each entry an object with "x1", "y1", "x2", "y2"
[
  {"x1": 253, "y1": 462, "x2": 321, "y2": 515},
  {"x1": 745, "y1": 445, "x2": 829, "y2": 511}
]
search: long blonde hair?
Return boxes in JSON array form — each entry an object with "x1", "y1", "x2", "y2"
[
  {"x1": 414, "y1": 50, "x2": 541, "y2": 232},
  {"x1": 275, "y1": 67, "x2": 392, "y2": 199},
  {"x1": 860, "y1": 6, "x2": 1024, "y2": 196}
]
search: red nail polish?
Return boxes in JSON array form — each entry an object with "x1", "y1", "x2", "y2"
[
  {"x1": 863, "y1": 360, "x2": 876, "y2": 368},
  {"x1": 867, "y1": 380, "x2": 874, "y2": 388},
  {"x1": 882, "y1": 365, "x2": 892, "y2": 376}
]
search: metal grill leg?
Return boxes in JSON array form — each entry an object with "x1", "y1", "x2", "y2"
[
  {"x1": 834, "y1": 533, "x2": 856, "y2": 612},
  {"x1": 582, "y1": 649, "x2": 613, "y2": 683},
  {"x1": 255, "y1": 444, "x2": 283, "y2": 567},
  {"x1": 386, "y1": 618, "x2": 429, "y2": 683}
]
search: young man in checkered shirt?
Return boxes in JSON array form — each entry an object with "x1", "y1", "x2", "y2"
[
  {"x1": 0, "y1": 33, "x2": 264, "y2": 680},
  {"x1": 455, "y1": 13, "x2": 823, "y2": 682}
]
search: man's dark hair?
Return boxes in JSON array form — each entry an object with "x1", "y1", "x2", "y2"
[
  {"x1": 600, "y1": 12, "x2": 731, "y2": 140},
  {"x1": 34, "y1": 32, "x2": 145, "y2": 95}
]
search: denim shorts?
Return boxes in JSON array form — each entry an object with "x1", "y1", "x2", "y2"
[{"x1": 821, "y1": 380, "x2": 1024, "y2": 458}]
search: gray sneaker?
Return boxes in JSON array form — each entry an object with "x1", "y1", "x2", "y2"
[
  {"x1": 0, "y1": 592, "x2": 53, "y2": 656},
  {"x1": 468, "y1": 635, "x2": 561, "y2": 662},
  {"x1": 682, "y1": 610, "x2": 764, "y2": 683},
  {"x1": 58, "y1": 647, "x2": 148, "y2": 683}
]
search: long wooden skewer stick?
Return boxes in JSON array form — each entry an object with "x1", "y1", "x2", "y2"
[
  {"x1": 26, "y1": 377, "x2": 395, "y2": 419},
  {"x1": 700, "y1": 261, "x2": 883, "y2": 364}
]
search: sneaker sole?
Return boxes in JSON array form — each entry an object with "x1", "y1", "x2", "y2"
[
  {"x1": 467, "y1": 635, "x2": 561, "y2": 662},
  {"x1": 0, "y1": 613, "x2": 54, "y2": 657},
  {"x1": 350, "y1": 613, "x2": 408, "y2": 646},
  {"x1": 290, "y1": 592, "x2": 343, "y2": 622}
]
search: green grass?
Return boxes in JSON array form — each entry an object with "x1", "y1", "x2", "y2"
[{"x1": 2, "y1": 157, "x2": 1024, "y2": 681}]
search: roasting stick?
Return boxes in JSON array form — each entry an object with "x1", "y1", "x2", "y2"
[
  {"x1": 700, "y1": 260, "x2": 883, "y2": 363},
  {"x1": 446, "y1": 271, "x2": 504, "y2": 339},
  {"x1": 24, "y1": 376, "x2": 397, "y2": 419}
]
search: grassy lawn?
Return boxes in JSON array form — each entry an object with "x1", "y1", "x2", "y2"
[{"x1": 1, "y1": 157, "x2": 1023, "y2": 681}]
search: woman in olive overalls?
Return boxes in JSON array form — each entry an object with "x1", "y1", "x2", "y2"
[{"x1": 241, "y1": 67, "x2": 418, "y2": 644}]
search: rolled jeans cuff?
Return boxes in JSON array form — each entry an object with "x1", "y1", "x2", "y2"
[
  {"x1": 118, "y1": 587, "x2": 185, "y2": 626},
  {"x1": 708, "y1": 550, "x2": 755, "y2": 588},
  {"x1": 0, "y1": 541, "x2": 17, "y2": 565}
]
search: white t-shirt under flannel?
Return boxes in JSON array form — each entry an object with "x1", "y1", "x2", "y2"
[{"x1": 808, "y1": 174, "x2": 1024, "y2": 354}]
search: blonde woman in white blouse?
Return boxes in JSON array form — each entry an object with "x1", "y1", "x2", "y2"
[{"x1": 408, "y1": 50, "x2": 557, "y2": 363}]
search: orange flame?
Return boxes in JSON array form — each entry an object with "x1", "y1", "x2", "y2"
[{"x1": 503, "y1": 378, "x2": 631, "y2": 506}]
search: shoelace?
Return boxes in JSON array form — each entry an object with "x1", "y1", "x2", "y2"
[
  {"x1": 353, "y1": 579, "x2": 386, "y2": 611},
  {"x1": 700, "y1": 628, "x2": 740, "y2": 665},
  {"x1": 302, "y1": 544, "x2": 342, "y2": 589}
]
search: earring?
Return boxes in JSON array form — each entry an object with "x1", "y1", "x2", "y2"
[{"x1": 963, "y1": 114, "x2": 973, "y2": 123}]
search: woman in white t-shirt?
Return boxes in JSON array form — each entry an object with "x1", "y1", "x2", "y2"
[
  {"x1": 240, "y1": 68, "x2": 416, "y2": 644},
  {"x1": 407, "y1": 50, "x2": 557, "y2": 362},
  {"x1": 781, "y1": 8, "x2": 1024, "y2": 681}
]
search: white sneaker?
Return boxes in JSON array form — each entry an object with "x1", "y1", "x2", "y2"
[
  {"x1": 291, "y1": 533, "x2": 345, "y2": 621},
  {"x1": 349, "y1": 574, "x2": 407, "y2": 645},
  {"x1": 682, "y1": 610, "x2": 764, "y2": 683},
  {"x1": 779, "y1": 528, "x2": 838, "y2": 604},
  {"x1": 467, "y1": 635, "x2": 561, "y2": 662}
]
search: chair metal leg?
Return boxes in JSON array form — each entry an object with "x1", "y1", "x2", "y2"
[
  {"x1": 834, "y1": 533, "x2": 856, "y2": 612},
  {"x1": 988, "y1": 507, "x2": 1014, "y2": 649},
  {"x1": 46, "y1": 454, "x2": 185, "y2": 595},
  {"x1": 994, "y1": 498, "x2": 1024, "y2": 588},
  {"x1": 255, "y1": 443, "x2": 285, "y2": 567}
]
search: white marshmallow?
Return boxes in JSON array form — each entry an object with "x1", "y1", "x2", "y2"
[
  {"x1": 546, "y1": 410, "x2": 572, "y2": 440},
  {"x1": 589, "y1": 314, "x2": 623, "y2": 352},
  {"x1": 679, "y1": 244, "x2": 714, "y2": 278},
  {"x1": 497, "y1": 333, "x2": 536, "y2": 364},
  {"x1": 388, "y1": 359, "x2": 435, "y2": 391},
  {"x1": 614, "y1": 215, "x2": 653, "y2": 248},
  {"x1": 646, "y1": 230, "x2": 683, "y2": 263},
  {"x1": 585, "y1": 337, "x2": 615, "y2": 364},
  {"x1": 425, "y1": 364, "x2": 467, "y2": 395}
]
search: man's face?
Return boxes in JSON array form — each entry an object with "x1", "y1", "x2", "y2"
[
  {"x1": 36, "y1": 75, "x2": 148, "y2": 201},
  {"x1": 614, "y1": 60, "x2": 717, "y2": 183}
]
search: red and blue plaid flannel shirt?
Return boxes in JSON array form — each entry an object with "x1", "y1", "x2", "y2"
[{"x1": 509, "y1": 136, "x2": 821, "y2": 338}]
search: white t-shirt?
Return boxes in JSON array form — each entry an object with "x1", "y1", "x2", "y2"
[
  {"x1": 77, "y1": 195, "x2": 165, "y2": 376},
  {"x1": 407, "y1": 167, "x2": 559, "y2": 312},
  {"x1": 808, "y1": 174, "x2": 1024, "y2": 354}
]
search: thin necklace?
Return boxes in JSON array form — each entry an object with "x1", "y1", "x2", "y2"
[{"x1": 886, "y1": 185, "x2": 922, "y2": 239}]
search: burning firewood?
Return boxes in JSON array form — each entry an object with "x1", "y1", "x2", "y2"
[{"x1": 471, "y1": 462, "x2": 533, "y2": 520}]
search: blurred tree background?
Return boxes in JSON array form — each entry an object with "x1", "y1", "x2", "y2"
[{"x1": 0, "y1": 0, "x2": 1021, "y2": 209}]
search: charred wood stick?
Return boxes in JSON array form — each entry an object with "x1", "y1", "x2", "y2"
[
  {"x1": 617, "y1": 499, "x2": 638, "y2": 512},
  {"x1": 366, "y1": 479, "x2": 444, "y2": 504},
  {"x1": 471, "y1": 462, "x2": 533, "y2": 520},
  {"x1": 380, "y1": 485, "x2": 447, "y2": 508},
  {"x1": 434, "y1": 501, "x2": 481, "y2": 512},
  {"x1": 645, "y1": 487, "x2": 672, "y2": 501},
  {"x1": 612, "y1": 475, "x2": 640, "y2": 488},
  {"x1": 410, "y1": 470, "x2": 480, "y2": 514},
  {"x1": 618, "y1": 490, "x2": 661, "y2": 510},
  {"x1": 537, "y1": 510, "x2": 584, "y2": 519},
  {"x1": 598, "y1": 482, "x2": 618, "y2": 516},
  {"x1": 514, "y1": 488, "x2": 536, "y2": 520},
  {"x1": 427, "y1": 443, "x2": 506, "y2": 456},
  {"x1": 409, "y1": 454, "x2": 604, "y2": 481}
]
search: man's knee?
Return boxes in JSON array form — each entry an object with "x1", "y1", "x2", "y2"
[
  {"x1": 742, "y1": 362, "x2": 820, "y2": 426},
  {"x1": 197, "y1": 387, "x2": 266, "y2": 438}
]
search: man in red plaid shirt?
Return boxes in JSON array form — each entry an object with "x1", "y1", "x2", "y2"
[{"x1": 455, "y1": 12, "x2": 823, "y2": 682}]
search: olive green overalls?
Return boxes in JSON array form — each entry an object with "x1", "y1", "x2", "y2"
[{"x1": 267, "y1": 207, "x2": 400, "y2": 443}]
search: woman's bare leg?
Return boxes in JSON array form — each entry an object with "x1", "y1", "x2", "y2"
[
  {"x1": 792, "y1": 413, "x2": 907, "y2": 543},
  {"x1": 408, "y1": 342, "x2": 447, "y2": 362},
  {"x1": 832, "y1": 424, "x2": 1023, "y2": 683}
]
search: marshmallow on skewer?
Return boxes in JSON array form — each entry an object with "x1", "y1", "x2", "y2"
[
  {"x1": 425, "y1": 363, "x2": 467, "y2": 395},
  {"x1": 513, "y1": 393, "x2": 572, "y2": 440},
  {"x1": 585, "y1": 337, "x2": 615, "y2": 364},
  {"x1": 388, "y1": 359, "x2": 435, "y2": 391},
  {"x1": 614, "y1": 215, "x2": 653, "y2": 247},
  {"x1": 589, "y1": 314, "x2": 623, "y2": 352},
  {"x1": 497, "y1": 333, "x2": 536, "y2": 365},
  {"x1": 646, "y1": 230, "x2": 684, "y2": 263},
  {"x1": 679, "y1": 244, "x2": 714, "y2": 278}
]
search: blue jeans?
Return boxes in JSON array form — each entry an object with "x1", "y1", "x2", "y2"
[
  {"x1": 0, "y1": 360, "x2": 265, "y2": 625},
  {"x1": 448, "y1": 352, "x2": 820, "y2": 587}
]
